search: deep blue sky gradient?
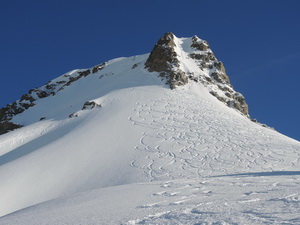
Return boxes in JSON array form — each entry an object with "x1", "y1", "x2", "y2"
[{"x1": 1, "y1": 0, "x2": 299, "y2": 141}]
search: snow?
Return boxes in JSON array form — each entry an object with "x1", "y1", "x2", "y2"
[{"x1": 1, "y1": 34, "x2": 300, "y2": 224}]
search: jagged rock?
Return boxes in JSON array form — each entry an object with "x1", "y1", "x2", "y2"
[
  {"x1": 0, "y1": 60, "x2": 109, "y2": 135},
  {"x1": 144, "y1": 32, "x2": 249, "y2": 117},
  {"x1": 20, "y1": 102, "x2": 35, "y2": 110},
  {"x1": 145, "y1": 32, "x2": 179, "y2": 72},
  {"x1": 191, "y1": 36, "x2": 210, "y2": 51},
  {"x1": 20, "y1": 94, "x2": 35, "y2": 103},
  {"x1": 210, "y1": 72, "x2": 230, "y2": 84},
  {"x1": 37, "y1": 90, "x2": 48, "y2": 98},
  {"x1": 56, "y1": 80, "x2": 66, "y2": 84},
  {"x1": 82, "y1": 101, "x2": 101, "y2": 110},
  {"x1": 214, "y1": 61, "x2": 226, "y2": 74},
  {"x1": 92, "y1": 63, "x2": 106, "y2": 74},
  {"x1": 0, "y1": 122, "x2": 23, "y2": 135},
  {"x1": 69, "y1": 113, "x2": 78, "y2": 118},
  {"x1": 145, "y1": 32, "x2": 188, "y2": 89},
  {"x1": 78, "y1": 69, "x2": 91, "y2": 77},
  {"x1": 225, "y1": 92, "x2": 249, "y2": 116},
  {"x1": 131, "y1": 63, "x2": 138, "y2": 69},
  {"x1": 46, "y1": 84, "x2": 56, "y2": 90},
  {"x1": 233, "y1": 92, "x2": 248, "y2": 115},
  {"x1": 168, "y1": 70, "x2": 188, "y2": 89},
  {"x1": 65, "y1": 75, "x2": 81, "y2": 86}
]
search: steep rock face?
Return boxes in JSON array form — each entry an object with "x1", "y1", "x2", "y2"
[
  {"x1": 145, "y1": 33, "x2": 249, "y2": 116},
  {"x1": 188, "y1": 35, "x2": 248, "y2": 116},
  {"x1": 145, "y1": 32, "x2": 188, "y2": 89}
]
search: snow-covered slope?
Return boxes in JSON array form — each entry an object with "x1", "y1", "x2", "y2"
[{"x1": 0, "y1": 33, "x2": 300, "y2": 224}]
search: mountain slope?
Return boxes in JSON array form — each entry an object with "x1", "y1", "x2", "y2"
[{"x1": 0, "y1": 33, "x2": 299, "y2": 224}]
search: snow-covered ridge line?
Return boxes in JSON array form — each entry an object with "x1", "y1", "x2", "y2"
[
  {"x1": 0, "y1": 62, "x2": 106, "y2": 134},
  {"x1": 1, "y1": 32, "x2": 252, "y2": 135}
]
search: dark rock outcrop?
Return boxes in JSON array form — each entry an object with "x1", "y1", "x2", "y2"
[
  {"x1": 145, "y1": 32, "x2": 188, "y2": 89},
  {"x1": 191, "y1": 36, "x2": 210, "y2": 51},
  {"x1": 0, "y1": 122, "x2": 23, "y2": 135},
  {"x1": 82, "y1": 101, "x2": 101, "y2": 110},
  {"x1": 92, "y1": 62, "x2": 106, "y2": 74}
]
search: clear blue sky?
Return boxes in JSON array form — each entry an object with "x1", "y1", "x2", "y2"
[{"x1": 1, "y1": 0, "x2": 299, "y2": 141}]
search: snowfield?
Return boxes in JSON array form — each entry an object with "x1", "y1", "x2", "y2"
[{"x1": 0, "y1": 34, "x2": 300, "y2": 224}]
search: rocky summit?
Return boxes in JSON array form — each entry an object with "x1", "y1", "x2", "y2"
[
  {"x1": 145, "y1": 32, "x2": 248, "y2": 116},
  {"x1": 0, "y1": 32, "x2": 249, "y2": 135}
]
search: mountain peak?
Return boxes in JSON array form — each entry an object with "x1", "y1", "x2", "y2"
[
  {"x1": 145, "y1": 32, "x2": 248, "y2": 116},
  {"x1": 1, "y1": 32, "x2": 300, "y2": 222},
  {"x1": 0, "y1": 32, "x2": 251, "y2": 135},
  {"x1": 144, "y1": 32, "x2": 187, "y2": 89},
  {"x1": 191, "y1": 35, "x2": 210, "y2": 51}
]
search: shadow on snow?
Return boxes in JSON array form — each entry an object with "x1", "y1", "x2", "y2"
[{"x1": 212, "y1": 171, "x2": 300, "y2": 177}]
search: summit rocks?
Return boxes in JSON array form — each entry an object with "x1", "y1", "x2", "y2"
[
  {"x1": 144, "y1": 32, "x2": 188, "y2": 89},
  {"x1": 145, "y1": 32, "x2": 249, "y2": 116}
]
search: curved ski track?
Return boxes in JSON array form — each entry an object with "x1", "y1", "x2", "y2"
[{"x1": 128, "y1": 91, "x2": 300, "y2": 180}]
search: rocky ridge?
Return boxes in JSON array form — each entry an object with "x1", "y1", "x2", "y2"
[
  {"x1": 1, "y1": 32, "x2": 250, "y2": 135},
  {"x1": 145, "y1": 32, "x2": 249, "y2": 117},
  {"x1": 0, "y1": 63, "x2": 106, "y2": 135},
  {"x1": 145, "y1": 32, "x2": 188, "y2": 89}
]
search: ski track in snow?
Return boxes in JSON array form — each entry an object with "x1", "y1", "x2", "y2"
[
  {"x1": 129, "y1": 90, "x2": 300, "y2": 181},
  {"x1": 1, "y1": 85, "x2": 300, "y2": 224},
  {"x1": 124, "y1": 176, "x2": 300, "y2": 225}
]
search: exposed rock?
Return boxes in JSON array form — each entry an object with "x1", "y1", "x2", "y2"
[
  {"x1": 210, "y1": 72, "x2": 230, "y2": 84},
  {"x1": 82, "y1": 101, "x2": 101, "y2": 110},
  {"x1": 0, "y1": 60, "x2": 108, "y2": 135},
  {"x1": 144, "y1": 32, "x2": 249, "y2": 116},
  {"x1": 20, "y1": 102, "x2": 35, "y2": 110},
  {"x1": 214, "y1": 61, "x2": 226, "y2": 74},
  {"x1": 78, "y1": 69, "x2": 91, "y2": 77},
  {"x1": 37, "y1": 90, "x2": 48, "y2": 98},
  {"x1": 232, "y1": 92, "x2": 249, "y2": 115},
  {"x1": 46, "y1": 83, "x2": 56, "y2": 90},
  {"x1": 65, "y1": 75, "x2": 82, "y2": 86},
  {"x1": 145, "y1": 32, "x2": 179, "y2": 72},
  {"x1": 191, "y1": 36, "x2": 210, "y2": 51},
  {"x1": 131, "y1": 63, "x2": 138, "y2": 69},
  {"x1": 0, "y1": 103, "x2": 24, "y2": 122},
  {"x1": 56, "y1": 80, "x2": 66, "y2": 84},
  {"x1": 20, "y1": 94, "x2": 35, "y2": 103},
  {"x1": 92, "y1": 63, "x2": 106, "y2": 74},
  {"x1": 167, "y1": 70, "x2": 188, "y2": 89},
  {"x1": 68, "y1": 113, "x2": 78, "y2": 118},
  {"x1": 0, "y1": 122, "x2": 23, "y2": 135},
  {"x1": 145, "y1": 32, "x2": 188, "y2": 89}
]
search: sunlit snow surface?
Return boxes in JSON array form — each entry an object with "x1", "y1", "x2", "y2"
[{"x1": 1, "y1": 38, "x2": 300, "y2": 224}]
